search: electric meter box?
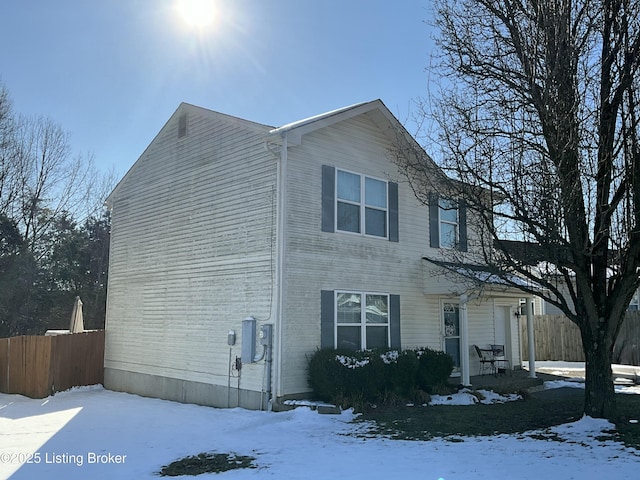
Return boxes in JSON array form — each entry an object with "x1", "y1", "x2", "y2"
[{"x1": 259, "y1": 324, "x2": 272, "y2": 346}]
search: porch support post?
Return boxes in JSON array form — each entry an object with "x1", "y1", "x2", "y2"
[
  {"x1": 526, "y1": 296, "x2": 536, "y2": 378},
  {"x1": 460, "y1": 294, "x2": 471, "y2": 386}
]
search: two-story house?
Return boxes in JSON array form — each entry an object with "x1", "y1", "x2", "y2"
[{"x1": 104, "y1": 100, "x2": 535, "y2": 410}]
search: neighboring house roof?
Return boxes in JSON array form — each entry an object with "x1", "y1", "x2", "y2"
[{"x1": 495, "y1": 239, "x2": 574, "y2": 266}]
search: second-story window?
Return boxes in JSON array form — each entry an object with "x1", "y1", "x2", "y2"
[
  {"x1": 429, "y1": 192, "x2": 467, "y2": 251},
  {"x1": 336, "y1": 169, "x2": 387, "y2": 238},
  {"x1": 438, "y1": 198, "x2": 459, "y2": 249},
  {"x1": 322, "y1": 165, "x2": 398, "y2": 242}
]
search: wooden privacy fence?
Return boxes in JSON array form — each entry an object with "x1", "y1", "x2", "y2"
[
  {"x1": 0, "y1": 330, "x2": 104, "y2": 398},
  {"x1": 520, "y1": 312, "x2": 640, "y2": 365}
]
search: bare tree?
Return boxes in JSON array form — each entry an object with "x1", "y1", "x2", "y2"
[
  {"x1": 0, "y1": 82, "x2": 116, "y2": 335},
  {"x1": 10, "y1": 114, "x2": 113, "y2": 257},
  {"x1": 397, "y1": 0, "x2": 640, "y2": 418},
  {"x1": 0, "y1": 82, "x2": 18, "y2": 215}
]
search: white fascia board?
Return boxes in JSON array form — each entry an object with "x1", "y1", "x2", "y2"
[{"x1": 268, "y1": 100, "x2": 382, "y2": 145}]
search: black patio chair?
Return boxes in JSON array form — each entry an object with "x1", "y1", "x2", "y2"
[
  {"x1": 490, "y1": 344, "x2": 511, "y2": 375},
  {"x1": 474, "y1": 345, "x2": 495, "y2": 376}
]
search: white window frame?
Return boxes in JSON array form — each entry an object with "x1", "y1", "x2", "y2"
[
  {"x1": 334, "y1": 291, "x2": 390, "y2": 350},
  {"x1": 335, "y1": 169, "x2": 388, "y2": 239},
  {"x1": 438, "y1": 198, "x2": 459, "y2": 249}
]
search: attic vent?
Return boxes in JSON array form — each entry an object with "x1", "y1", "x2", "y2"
[{"x1": 178, "y1": 113, "x2": 187, "y2": 138}]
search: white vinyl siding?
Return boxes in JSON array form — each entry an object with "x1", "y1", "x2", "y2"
[
  {"x1": 280, "y1": 112, "x2": 432, "y2": 395},
  {"x1": 105, "y1": 105, "x2": 275, "y2": 394}
]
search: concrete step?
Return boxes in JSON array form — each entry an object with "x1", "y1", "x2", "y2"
[{"x1": 272, "y1": 399, "x2": 341, "y2": 414}]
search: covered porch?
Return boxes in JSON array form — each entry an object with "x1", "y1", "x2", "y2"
[{"x1": 423, "y1": 258, "x2": 539, "y2": 388}]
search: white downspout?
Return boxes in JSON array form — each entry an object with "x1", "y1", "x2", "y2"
[
  {"x1": 460, "y1": 294, "x2": 471, "y2": 386},
  {"x1": 526, "y1": 296, "x2": 536, "y2": 378},
  {"x1": 273, "y1": 132, "x2": 288, "y2": 405}
]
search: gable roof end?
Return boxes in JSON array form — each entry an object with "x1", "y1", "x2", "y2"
[
  {"x1": 105, "y1": 102, "x2": 272, "y2": 207},
  {"x1": 269, "y1": 99, "x2": 405, "y2": 145}
]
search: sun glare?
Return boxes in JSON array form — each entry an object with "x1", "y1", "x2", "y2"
[{"x1": 176, "y1": 0, "x2": 217, "y2": 29}]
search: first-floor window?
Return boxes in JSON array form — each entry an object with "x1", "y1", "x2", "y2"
[{"x1": 336, "y1": 292, "x2": 389, "y2": 350}]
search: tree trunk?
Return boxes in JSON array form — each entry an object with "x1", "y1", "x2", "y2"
[{"x1": 582, "y1": 329, "x2": 616, "y2": 419}]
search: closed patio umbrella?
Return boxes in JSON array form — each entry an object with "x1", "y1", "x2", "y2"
[{"x1": 69, "y1": 296, "x2": 84, "y2": 333}]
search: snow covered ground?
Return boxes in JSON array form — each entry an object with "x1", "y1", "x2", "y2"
[{"x1": 1, "y1": 363, "x2": 640, "y2": 479}]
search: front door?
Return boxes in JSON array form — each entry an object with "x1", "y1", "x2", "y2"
[{"x1": 443, "y1": 302, "x2": 461, "y2": 372}]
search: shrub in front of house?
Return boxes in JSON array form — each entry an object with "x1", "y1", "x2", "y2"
[
  {"x1": 414, "y1": 348, "x2": 455, "y2": 392},
  {"x1": 307, "y1": 347, "x2": 454, "y2": 408}
]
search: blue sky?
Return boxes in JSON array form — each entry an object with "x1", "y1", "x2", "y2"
[{"x1": 0, "y1": 1, "x2": 436, "y2": 177}]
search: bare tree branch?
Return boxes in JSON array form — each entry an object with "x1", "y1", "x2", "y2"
[{"x1": 398, "y1": 0, "x2": 640, "y2": 418}]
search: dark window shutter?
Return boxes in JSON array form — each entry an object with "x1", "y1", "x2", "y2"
[
  {"x1": 429, "y1": 192, "x2": 439, "y2": 248},
  {"x1": 321, "y1": 165, "x2": 335, "y2": 233},
  {"x1": 458, "y1": 199, "x2": 468, "y2": 252},
  {"x1": 388, "y1": 181, "x2": 399, "y2": 242},
  {"x1": 321, "y1": 290, "x2": 335, "y2": 348},
  {"x1": 389, "y1": 294, "x2": 401, "y2": 349}
]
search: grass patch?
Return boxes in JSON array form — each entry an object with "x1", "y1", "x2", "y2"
[
  {"x1": 158, "y1": 452, "x2": 257, "y2": 476},
  {"x1": 612, "y1": 399, "x2": 640, "y2": 449},
  {"x1": 359, "y1": 388, "x2": 640, "y2": 449}
]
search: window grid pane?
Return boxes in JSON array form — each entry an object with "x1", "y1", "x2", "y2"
[
  {"x1": 365, "y1": 207, "x2": 386, "y2": 237},
  {"x1": 439, "y1": 199, "x2": 458, "y2": 223},
  {"x1": 337, "y1": 171, "x2": 361, "y2": 202},
  {"x1": 445, "y1": 337, "x2": 461, "y2": 368},
  {"x1": 337, "y1": 293, "x2": 361, "y2": 324},
  {"x1": 440, "y1": 222, "x2": 457, "y2": 248},
  {"x1": 365, "y1": 177, "x2": 387, "y2": 208},
  {"x1": 366, "y1": 326, "x2": 388, "y2": 349},
  {"x1": 337, "y1": 326, "x2": 361, "y2": 350},
  {"x1": 365, "y1": 294, "x2": 388, "y2": 324},
  {"x1": 443, "y1": 303, "x2": 460, "y2": 337},
  {"x1": 337, "y1": 202, "x2": 361, "y2": 233}
]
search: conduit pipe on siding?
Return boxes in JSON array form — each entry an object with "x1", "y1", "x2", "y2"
[
  {"x1": 262, "y1": 133, "x2": 288, "y2": 409},
  {"x1": 271, "y1": 132, "x2": 287, "y2": 409}
]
